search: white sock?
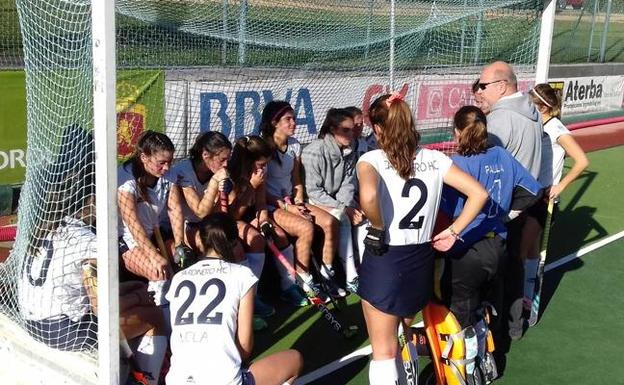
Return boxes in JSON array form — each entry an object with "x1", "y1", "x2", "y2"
[
  {"x1": 147, "y1": 280, "x2": 171, "y2": 307},
  {"x1": 245, "y1": 252, "x2": 265, "y2": 280},
  {"x1": 369, "y1": 358, "x2": 399, "y2": 385},
  {"x1": 133, "y1": 335, "x2": 167, "y2": 385},
  {"x1": 320, "y1": 263, "x2": 334, "y2": 280},
  {"x1": 338, "y1": 217, "x2": 358, "y2": 283},
  {"x1": 274, "y1": 245, "x2": 297, "y2": 291},
  {"x1": 299, "y1": 271, "x2": 315, "y2": 293},
  {"x1": 524, "y1": 258, "x2": 540, "y2": 301}
]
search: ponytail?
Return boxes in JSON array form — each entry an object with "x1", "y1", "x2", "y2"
[
  {"x1": 454, "y1": 106, "x2": 489, "y2": 156},
  {"x1": 199, "y1": 212, "x2": 239, "y2": 263}
]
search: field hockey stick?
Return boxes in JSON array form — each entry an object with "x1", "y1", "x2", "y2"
[
  {"x1": 309, "y1": 255, "x2": 344, "y2": 309},
  {"x1": 528, "y1": 199, "x2": 555, "y2": 327},
  {"x1": 398, "y1": 321, "x2": 419, "y2": 385},
  {"x1": 152, "y1": 226, "x2": 169, "y2": 260},
  {"x1": 148, "y1": 205, "x2": 169, "y2": 260},
  {"x1": 262, "y1": 229, "x2": 358, "y2": 339}
]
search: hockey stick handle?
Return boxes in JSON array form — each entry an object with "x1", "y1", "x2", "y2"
[
  {"x1": 540, "y1": 200, "x2": 555, "y2": 253},
  {"x1": 219, "y1": 191, "x2": 228, "y2": 213},
  {"x1": 153, "y1": 226, "x2": 169, "y2": 260},
  {"x1": 267, "y1": 241, "x2": 297, "y2": 278}
]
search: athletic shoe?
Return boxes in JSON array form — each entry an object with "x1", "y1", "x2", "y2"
[
  {"x1": 280, "y1": 284, "x2": 309, "y2": 307},
  {"x1": 522, "y1": 297, "x2": 532, "y2": 312},
  {"x1": 253, "y1": 316, "x2": 268, "y2": 331},
  {"x1": 325, "y1": 279, "x2": 348, "y2": 298},
  {"x1": 300, "y1": 280, "x2": 330, "y2": 303},
  {"x1": 319, "y1": 264, "x2": 336, "y2": 280},
  {"x1": 346, "y1": 277, "x2": 359, "y2": 294},
  {"x1": 318, "y1": 265, "x2": 348, "y2": 298},
  {"x1": 254, "y1": 297, "x2": 276, "y2": 318}
]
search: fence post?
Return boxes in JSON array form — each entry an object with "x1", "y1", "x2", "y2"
[
  {"x1": 238, "y1": 0, "x2": 248, "y2": 65},
  {"x1": 222, "y1": 0, "x2": 228, "y2": 65},
  {"x1": 599, "y1": 0, "x2": 612, "y2": 62},
  {"x1": 587, "y1": 0, "x2": 599, "y2": 62},
  {"x1": 365, "y1": 0, "x2": 374, "y2": 60},
  {"x1": 389, "y1": 0, "x2": 396, "y2": 91}
]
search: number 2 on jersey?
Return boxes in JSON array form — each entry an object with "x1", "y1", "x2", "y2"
[
  {"x1": 398, "y1": 178, "x2": 428, "y2": 230},
  {"x1": 174, "y1": 278, "x2": 226, "y2": 326}
]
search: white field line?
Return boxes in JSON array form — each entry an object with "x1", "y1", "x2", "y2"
[
  {"x1": 544, "y1": 229, "x2": 624, "y2": 273},
  {"x1": 295, "y1": 320, "x2": 424, "y2": 385},
  {"x1": 296, "y1": 230, "x2": 624, "y2": 385}
]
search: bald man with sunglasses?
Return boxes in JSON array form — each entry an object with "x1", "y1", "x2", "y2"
[
  {"x1": 476, "y1": 61, "x2": 545, "y2": 343},
  {"x1": 476, "y1": 61, "x2": 542, "y2": 179}
]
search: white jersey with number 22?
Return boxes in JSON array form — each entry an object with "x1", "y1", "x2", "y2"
[
  {"x1": 357, "y1": 148, "x2": 452, "y2": 246},
  {"x1": 166, "y1": 259, "x2": 257, "y2": 385}
]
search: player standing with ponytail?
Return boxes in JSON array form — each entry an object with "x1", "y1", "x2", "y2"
[{"x1": 357, "y1": 94, "x2": 487, "y2": 385}]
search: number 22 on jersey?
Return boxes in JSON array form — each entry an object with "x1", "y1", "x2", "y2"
[{"x1": 173, "y1": 278, "x2": 227, "y2": 326}]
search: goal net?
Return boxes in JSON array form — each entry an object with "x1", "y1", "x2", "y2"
[{"x1": 0, "y1": 0, "x2": 544, "y2": 380}]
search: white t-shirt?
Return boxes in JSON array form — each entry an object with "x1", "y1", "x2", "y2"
[
  {"x1": 19, "y1": 217, "x2": 95, "y2": 322},
  {"x1": 357, "y1": 148, "x2": 453, "y2": 245},
  {"x1": 542, "y1": 117, "x2": 570, "y2": 186},
  {"x1": 166, "y1": 259, "x2": 257, "y2": 385},
  {"x1": 171, "y1": 159, "x2": 208, "y2": 224},
  {"x1": 118, "y1": 163, "x2": 175, "y2": 249},
  {"x1": 266, "y1": 136, "x2": 301, "y2": 199}
]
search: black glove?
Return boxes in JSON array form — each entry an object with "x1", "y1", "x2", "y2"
[
  {"x1": 174, "y1": 243, "x2": 196, "y2": 269},
  {"x1": 219, "y1": 178, "x2": 233, "y2": 194},
  {"x1": 363, "y1": 226, "x2": 387, "y2": 256},
  {"x1": 259, "y1": 221, "x2": 276, "y2": 241}
]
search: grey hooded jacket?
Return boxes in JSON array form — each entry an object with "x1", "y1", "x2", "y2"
[
  {"x1": 301, "y1": 134, "x2": 357, "y2": 210},
  {"x1": 486, "y1": 93, "x2": 543, "y2": 178}
]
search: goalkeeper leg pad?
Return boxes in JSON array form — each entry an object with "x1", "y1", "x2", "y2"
[{"x1": 423, "y1": 302, "x2": 484, "y2": 385}]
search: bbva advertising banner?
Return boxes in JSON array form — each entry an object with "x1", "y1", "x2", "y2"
[{"x1": 167, "y1": 74, "x2": 535, "y2": 149}]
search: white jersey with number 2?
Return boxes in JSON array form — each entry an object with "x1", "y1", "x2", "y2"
[
  {"x1": 357, "y1": 148, "x2": 452, "y2": 246},
  {"x1": 165, "y1": 259, "x2": 257, "y2": 385}
]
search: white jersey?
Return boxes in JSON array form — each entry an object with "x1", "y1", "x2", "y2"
[
  {"x1": 171, "y1": 159, "x2": 208, "y2": 224},
  {"x1": 266, "y1": 136, "x2": 301, "y2": 199},
  {"x1": 19, "y1": 217, "x2": 94, "y2": 322},
  {"x1": 117, "y1": 163, "x2": 175, "y2": 249},
  {"x1": 165, "y1": 259, "x2": 257, "y2": 385},
  {"x1": 357, "y1": 148, "x2": 452, "y2": 245},
  {"x1": 541, "y1": 117, "x2": 570, "y2": 186}
]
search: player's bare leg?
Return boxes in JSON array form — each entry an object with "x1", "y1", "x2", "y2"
[
  {"x1": 362, "y1": 299, "x2": 400, "y2": 385},
  {"x1": 272, "y1": 209, "x2": 314, "y2": 273},
  {"x1": 249, "y1": 349, "x2": 303, "y2": 385},
  {"x1": 305, "y1": 204, "x2": 338, "y2": 268}
]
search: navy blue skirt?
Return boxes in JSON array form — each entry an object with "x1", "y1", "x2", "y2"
[{"x1": 357, "y1": 243, "x2": 434, "y2": 317}]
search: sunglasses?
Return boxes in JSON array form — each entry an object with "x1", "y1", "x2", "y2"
[
  {"x1": 335, "y1": 125, "x2": 354, "y2": 134},
  {"x1": 477, "y1": 79, "x2": 506, "y2": 90}
]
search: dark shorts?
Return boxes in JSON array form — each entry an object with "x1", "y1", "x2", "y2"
[
  {"x1": 26, "y1": 313, "x2": 98, "y2": 352},
  {"x1": 526, "y1": 200, "x2": 559, "y2": 228},
  {"x1": 241, "y1": 369, "x2": 256, "y2": 385},
  {"x1": 441, "y1": 235, "x2": 506, "y2": 328},
  {"x1": 357, "y1": 243, "x2": 434, "y2": 318}
]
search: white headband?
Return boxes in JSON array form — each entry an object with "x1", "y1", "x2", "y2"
[{"x1": 531, "y1": 88, "x2": 553, "y2": 108}]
